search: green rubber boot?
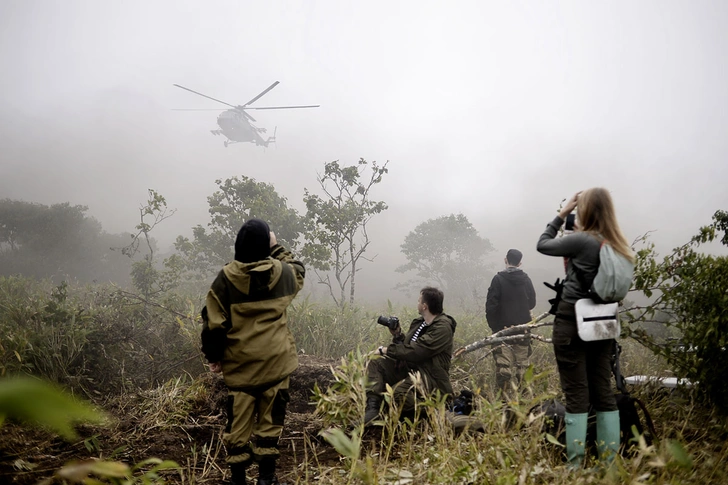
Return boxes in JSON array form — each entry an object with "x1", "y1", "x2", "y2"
[
  {"x1": 565, "y1": 412, "x2": 588, "y2": 470},
  {"x1": 596, "y1": 410, "x2": 621, "y2": 463}
]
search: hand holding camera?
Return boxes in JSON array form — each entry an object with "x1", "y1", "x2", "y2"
[
  {"x1": 559, "y1": 191, "x2": 582, "y2": 221},
  {"x1": 377, "y1": 315, "x2": 401, "y2": 337}
]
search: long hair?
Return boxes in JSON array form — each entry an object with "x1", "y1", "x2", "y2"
[{"x1": 577, "y1": 187, "x2": 634, "y2": 262}]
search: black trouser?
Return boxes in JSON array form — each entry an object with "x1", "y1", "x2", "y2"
[{"x1": 552, "y1": 301, "x2": 617, "y2": 414}]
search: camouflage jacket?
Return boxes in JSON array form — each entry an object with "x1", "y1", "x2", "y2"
[{"x1": 201, "y1": 245, "x2": 305, "y2": 390}]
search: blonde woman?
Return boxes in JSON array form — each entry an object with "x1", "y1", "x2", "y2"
[{"x1": 536, "y1": 188, "x2": 633, "y2": 469}]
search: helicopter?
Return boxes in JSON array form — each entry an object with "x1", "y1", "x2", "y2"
[{"x1": 173, "y1": 82, "x2": 319, "y2": 147}]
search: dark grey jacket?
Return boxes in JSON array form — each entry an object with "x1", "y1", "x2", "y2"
[
  {"x1": 485, "y1": 268, "x2": 536, "y2": 333},
  {"x1": 536, "y1": 216, "x2": 601, "y2": 304}
]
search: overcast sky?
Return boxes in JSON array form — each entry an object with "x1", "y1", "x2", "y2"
[{"x1": 1, "y1": 1, "x2": 726, "y2": 305}]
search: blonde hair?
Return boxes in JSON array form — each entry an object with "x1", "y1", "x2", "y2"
[{"x1": 577, "y1": 187, "x2": 634, "y2": 262}]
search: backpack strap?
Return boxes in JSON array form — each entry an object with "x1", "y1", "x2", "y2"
[{"x1": 572, "y1": 234, "x2": 604, "y2": 294}]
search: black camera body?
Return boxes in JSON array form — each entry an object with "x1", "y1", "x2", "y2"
[
  {"x1": 565, "y1": 213, "x2": 576, "y2": 231},
  {"x1": 376, "y1": 315, "x2": 400, "y2": 331}
]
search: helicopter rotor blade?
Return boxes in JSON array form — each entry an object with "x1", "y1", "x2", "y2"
[
  {"x1": 242, "y1": 105, "x2": 320, "y2": 110},
  {"x1": 172, "y1": 109, "x2": 227, "y2": 111},
  {"x1": 172, "y1": 84, "x2": 238, "y2": 109},
  {"x1": 241, "y1": 110, "x2": 257, "y2": 123},
  {"x1": 242, "y1": 81, "x2": 280, "y2": 107}
]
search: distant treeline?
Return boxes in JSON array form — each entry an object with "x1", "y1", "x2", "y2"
[
  {"x1": 0, "y1": 161, "x2": 498, "y2": 310},
  {"x1": 0, "y1": 199, "x2": 135, "y2": 285}
]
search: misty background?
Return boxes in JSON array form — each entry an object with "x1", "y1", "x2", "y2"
[{"x1": 1, "y1": 1, "x2": 726, "y2": 309}]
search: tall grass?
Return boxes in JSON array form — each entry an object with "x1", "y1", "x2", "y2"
[
  {"x1": 0, "y1": 276, "x2": 205, "y2": 396},
  {"x1": 3, "y1": 276, "x2": 727, "y2": 484},
  {"x1": 309, "y1": 348, "x2": 723, "y2": 485}
]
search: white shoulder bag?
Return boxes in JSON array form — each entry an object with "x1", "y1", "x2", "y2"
[{"x1": 574, "y1": 298, "x2": 620, "y2": 341}]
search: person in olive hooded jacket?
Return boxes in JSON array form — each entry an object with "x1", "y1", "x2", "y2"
[
  {"x1": 485, "y1": 249, "x2": 536, "y2": 396},
  {"x1": 364, "y1": 286, "x2": 457, "y2": 425},
  {"x1": 201, "y1": 218, "x2": 305, "y2": 485}
]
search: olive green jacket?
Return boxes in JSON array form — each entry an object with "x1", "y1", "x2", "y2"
[
  {"x1": 201, "y1": 245, "x2": 305, "y2": 390},
  {"x1": 386, "y1": 313, "x2": 457, "y2": 398}
]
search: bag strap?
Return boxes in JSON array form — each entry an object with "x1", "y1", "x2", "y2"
[
  {"x1": 611, "y1": 341, "x2": 628, "y2": 394},
  {"x1": 631, "y1": 397, "x2": 657, "y2": 438}
]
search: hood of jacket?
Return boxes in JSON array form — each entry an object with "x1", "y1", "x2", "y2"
[
  {"x1": 222, "y1": 257, "x2": 283, "y2": 295},
  {"x1": 498, "y1": 267, "x2": 531, "y2": 286},
  {"x1": 439, "y1": 313, "x2": 457, "y2": 333}
]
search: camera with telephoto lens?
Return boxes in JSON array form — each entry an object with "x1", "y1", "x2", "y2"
[
  {"x1": 377, "y1": 315, "x2": 400, "y2": 331},
  {"x1": 565, "y1": 213, "x2": 576, "y2": 231}
]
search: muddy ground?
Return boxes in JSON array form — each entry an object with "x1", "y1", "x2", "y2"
[{"x1": 0, "y1": 355, "x2": 343, "y2": 484}]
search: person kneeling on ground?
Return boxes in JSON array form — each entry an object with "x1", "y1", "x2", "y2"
[{"x1": 365, "y1": 287, "x2": 457, "y2": 425}]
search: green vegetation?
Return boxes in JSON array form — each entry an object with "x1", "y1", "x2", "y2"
[
  {"x1": 0, "y1": 199, "x2": 132, "y2": 285},
  {"x1": 1, "y1": 174, "x2": 726, "y2": 483},
  {"x1": 0, "y1": 276, "x2": 204, "y2": 396},
  {"x1": 176, "y1": 176, "x2": 303, "y2": 277},
  {"x1": 301, "y1": 159, "x2": 389, "y2": 307},
  {"x1": 1, "y1": 266, "x2": 727, "y2": 483},
  {"x1": 627, "y1": 209, "x2": 728, "y2": 412},
  {"x1": 118, "y1": 189, "x2": 182, "y2": 299},
  {"x1": 0, "y1": 377, "x2": 105, "y2": 440},
  {"x1": 0, "y1": 377, "x2": 180, "y2": 484},
  {"x1": 312, "y1": 351, "x2": 714, "y2": 485}
]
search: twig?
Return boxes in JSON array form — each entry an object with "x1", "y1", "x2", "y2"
[
  {"x1": 113, "y1": 288, "x2": 191, "y2": 320},
  {"x1": 453, "y1": 312, "x2": 553, "y2": 359}
]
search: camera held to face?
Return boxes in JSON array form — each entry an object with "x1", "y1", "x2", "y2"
[
  {"x1": 565, "y1": 213, "x2": 576, "y2": 231},
  {"x1": 377, "y1": 315, "x2": 400, "y2": 331}
]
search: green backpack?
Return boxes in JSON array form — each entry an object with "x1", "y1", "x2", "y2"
[{"x1": 592, "y1": 242, "x2": 634, "y2": 303}]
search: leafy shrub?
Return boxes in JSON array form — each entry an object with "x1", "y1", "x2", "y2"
[
  {"x1": 0, "y1": 276, "x2": 205, "y2": 396},
  {"x1": 627, "y1": 210, "x2": 728, "y2": 412}
]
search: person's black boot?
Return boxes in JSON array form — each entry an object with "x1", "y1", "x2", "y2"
[
  {"x1": 257, "y1": 457, "x2": 281, "y2": 485},
  {"x1": 230, "y1": 462, "x2": 247, "y2": 485},
  {"x1": 364, "y1": 395, "x2": 382, "y2": 426}
]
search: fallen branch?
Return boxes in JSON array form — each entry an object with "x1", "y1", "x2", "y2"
[{"x1": 453, "y1": 312, "x2": 553, "y2": 359}]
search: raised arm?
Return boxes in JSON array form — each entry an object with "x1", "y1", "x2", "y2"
[
  {"x1": 270, "y1": 231, "x2": 305, "y2": 290},
  {"x1": 536, "y1": 216, "x2": 586, "y2": 258}
]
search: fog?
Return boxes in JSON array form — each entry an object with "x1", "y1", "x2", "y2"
[{"x1": 1, "y1": 1, "x2": 726, "y2": 306}]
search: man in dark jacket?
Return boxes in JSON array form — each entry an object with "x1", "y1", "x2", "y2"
[
  {"x1": 485, "y1": 249, "x2": 536, "y2": 396},
  {"x1": 201, "y1": 218, "x2": 305, "y2": 485},
  {"x1": 364, "y1": 286, "x2": 457, "y2": 425}
]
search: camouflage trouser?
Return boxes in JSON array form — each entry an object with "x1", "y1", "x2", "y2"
[
  {"x1": 224, "y1": 377, "x2": 290, "y2": 466},
  {"x1": 492, "y1": 339, "x2": 531, "y2": 396}
]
